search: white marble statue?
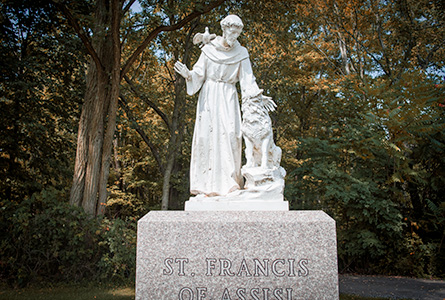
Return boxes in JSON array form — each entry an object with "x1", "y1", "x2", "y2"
[{"x1": 175, "y1": 15, "x2": 288, "y2": 210}]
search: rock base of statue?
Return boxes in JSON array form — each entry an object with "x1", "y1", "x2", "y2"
[
  {"x1": 135, "y1": 210, "x2": 339, "y2": 300},
  {"x1": 185, "y1": 166, "x2": 288, "y2": 211}
]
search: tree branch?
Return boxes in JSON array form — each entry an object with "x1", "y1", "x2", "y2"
[
  {"x1": 52, "y1": 1, "x2": 105, "y2": 73},
  {"x1": 123, "y1": 75, "x2": 171, "y2": 131},
  {"x1": 123, "y1": 0, "x2": 137, "y2": 15},
  {"x1": 336, "y1": 20, "x2": 391, "y2": 78},
  {"x1": 120, "y1": 0, "x2": 226, "y2": 78},
  {"x1": 119, "y1": 94, "x2": 165, "y2": 174}
]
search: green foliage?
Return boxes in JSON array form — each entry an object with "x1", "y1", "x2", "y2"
[
  {"x1": 0, "y1": 0, "x2": 84, "y2": 203},
  {"x1": 283, "y1": 71, "x2": 445, "y2": 276},
  {"x1": 97, "y1": 218, "x2": 137, "y2": 283},
  {"x1": 0, "y1": 188, "x2": 137, "y2": 286},
  {"x1": 286, "y1": 107, "x2": 403, "y2": 272},
  {"x1": 0, "y1": 285, "x2": 135, "y2": 300},
  {"x1": 0, "y1": 188, "x2": 99, "y2": 285},
  {"x1": 105, "y1": 186, "x2": 149, "y2": 219}
]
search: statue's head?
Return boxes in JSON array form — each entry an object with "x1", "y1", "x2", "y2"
[{"x1": 220, "y1": 15, "x2": 243, "y2": 47}]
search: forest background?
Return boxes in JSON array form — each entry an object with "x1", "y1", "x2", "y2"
[{"x1": 1, "y1": 0, "x2": 444, "y2": 286}]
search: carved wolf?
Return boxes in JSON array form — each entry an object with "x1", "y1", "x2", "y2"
[{"x1": 241, "y1": 95, "x2": 282, "y2": 169}]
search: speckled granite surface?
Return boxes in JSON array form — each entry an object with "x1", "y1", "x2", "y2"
[{"x1": 136, "y1": 211, "x2": 339, "y2": 300}]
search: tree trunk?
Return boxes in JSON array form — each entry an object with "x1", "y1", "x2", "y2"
[
  {"x1": 69, "y1": 0, "x2": 121, "y2": 216},
  {"x1": 161, "y1": 151, "x2": 175, "y2": 210},
  {"x1": 160, "y1": 23, "x2": 194, "y2": 210},
  {"x1": 97, "y1": 0, "x2": 122, "y2": 215},
  {"x1": 338, "y1": 32, "x2": 350, "y2": 75},
  {"x1": 161, "y1": 76, "x2": 186, "y2": 210},
  {"x1": 82, "y1": 67, "x2": 108, "y2": 215},
  {"x1": 69, "y1": 70, "x2": 90, "y2": 207}
]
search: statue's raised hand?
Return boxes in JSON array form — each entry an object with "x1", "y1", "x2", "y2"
[
  {"x1": 174, "y1": 61, "x2": 191, "y2": 80},
  {"x1": 261, "y1": 95, "x2": 277, "y2": 112}
]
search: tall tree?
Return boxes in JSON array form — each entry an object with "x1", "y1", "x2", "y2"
[{"x1": 54, "y1": 0, "x2": 226, "y2": 215}]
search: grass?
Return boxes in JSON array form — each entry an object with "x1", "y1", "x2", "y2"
[
  {"x1": 0, "y1": 284, "x2": 135, "y2": 300},
  {"x1": 0, "y1": 285, "x2": 410, "y2": 300}
]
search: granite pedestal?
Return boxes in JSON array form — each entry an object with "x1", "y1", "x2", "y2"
[{"x1": 136, "y1": 211, "x2": 339, "y2": 300}]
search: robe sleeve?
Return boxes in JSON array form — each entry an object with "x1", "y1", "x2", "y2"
[
  {"x1": 238, "y1": 57, "x2": 263, "y2": 100},
  {"x1": 186, "y1": 52, "x2": 206, "y2": 96}
]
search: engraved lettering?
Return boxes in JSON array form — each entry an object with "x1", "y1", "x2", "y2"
[
  {"x1": 273, "y1": 288, "x2": 284, "y2": 300},
  {"x1": 237, "y1": 258, "x2": 252, "y2": 277},
  {"x1": 286, "y1": 288, "x2": 293, "y2": 300},
  {"x1": 250, "y1": 288, "x2": 260, "y2": 300},
  {"x1": 206, "y1": 258, "x2": 217, "y2": 276},
  {"x1": 163, "y1": 258, "x2": 174, "y2": 275},
  {"x1": 178, "y1": 287, "x2": 193, "y2": 300},
  {"x1": 236, "y1": 288, "x2": 246, "y2": 300},
  {"x1": 271, "y1": 259, "x2": 285, "y2": 277},
  {"x1": 219, "y1": 258, "x2": 235, "y2": 276},
  {"x1": 253, "y1": 259, "x2": 269, "y2": 277},
  {"x1": 221, "y1": 288, "x2": 232, "y2": 300},
  {"x1": 287, "y1": 259, "x2": 296, "y2": 277},
  {"x1": 175, "y1": 258, "x2": 189, "y2": 276},
  {"x1": 178, "y1": 286, "x2": 293, "y2": 300},
  {"x1": 298, "y1": 259, "x2": 309, "y2": 277},
  {"x1": 196, "y1": 287, "x2": 207, "y2": 300}
]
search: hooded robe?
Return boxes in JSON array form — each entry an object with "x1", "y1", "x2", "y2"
[{"x1": 187, "y1": 36, "x2": 263, "y2": 196}]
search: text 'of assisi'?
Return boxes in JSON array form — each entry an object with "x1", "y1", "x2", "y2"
[{"x1": 160, "y1": 257, "x2": 310, "y2": 300}]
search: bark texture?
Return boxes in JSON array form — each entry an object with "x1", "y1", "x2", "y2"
[{"x1": 69, "y1": 0, "x2": 122, "y2": 215}]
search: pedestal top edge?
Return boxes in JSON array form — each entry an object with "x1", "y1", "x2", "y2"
[{"x1": 138, "y1": 210, "x2": 335, "y2": 224}]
